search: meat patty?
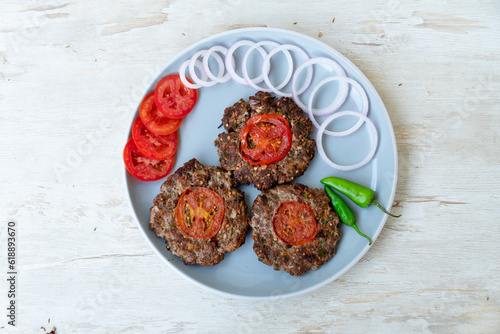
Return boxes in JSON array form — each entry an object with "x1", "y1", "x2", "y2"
[
  {"x1": 250, "y1": 183, "x2": 341, "y2": 276},
  {"x1": 214, "y1": 91, "x2": 315, "y2": 190},
  {"x1": 149, "y1": 158, "x2": 250, "y2": 266}
]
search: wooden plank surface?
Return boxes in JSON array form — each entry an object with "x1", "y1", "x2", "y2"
[{"x1": 1, "y1": 0, "x2": 499, "y2": 333}]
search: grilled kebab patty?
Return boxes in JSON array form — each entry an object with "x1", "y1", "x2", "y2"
[
  {"x1": 250, "y1": 183, "x2": 341, "y2": 276},
  {"x1": 149, "y1": 158, "x2": 250, "y2": 266},
  {"x1": 214, "y1": 91, "x2": 315, "y2": 190}
]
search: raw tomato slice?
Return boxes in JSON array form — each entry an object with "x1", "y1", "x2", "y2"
[
  {"x1": 131, "y1": 117, "x2": 178, "y2": 160},
  {"x1": 123, "y1": 138, "x2": 174, "y2": 181},
  {"x1": 154, "y1": 75, "x2": 197, "y2": 119},
  {"x1": 273, "y1": 201, "x2": 318, "y2": 246},
  {"x1": 239, "y1": 113, "x2": 292, "y2": 165},
  {"x1": 174, "y1": 187, "x2": 225, "y2": 239},
  {"x1": 139, "y1": 92, "x2": 182, "y2": 136}
]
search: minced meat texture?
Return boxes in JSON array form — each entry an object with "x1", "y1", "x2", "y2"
[
  {"x1": 250, "y1": 183, "x2": 341, "y2": 276},
  {"x1": 149, "y1": 158, "x2": 250, "y2": 266},
  {"x1": 214, "y1": 91, "x2": 315, "y2": 190}
]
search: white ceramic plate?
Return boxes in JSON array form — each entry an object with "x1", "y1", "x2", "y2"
[{"x1": 125, "y1": 27, "x2": 398, "y2": 299}]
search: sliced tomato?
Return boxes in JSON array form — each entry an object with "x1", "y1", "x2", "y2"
[
  {"x1": 174, "y1": 187, "x2": 225, "y2": 239},
  {"x1": 131, "y1": 117, "x2": 178, "y2": 160},
  {"x1": 273, "y1": 201, "x2": 318, "y2": 246},
  {"x1": 123, "y1": 138, "x2": 174, "y2": 181},
  {"x1": 139, "y1": 92, "x2": 182, "y2": 136},
  {"x1": 154, "y1": 75, "x2": 197, "y2": 119},
  {"x1": 239, "y1": 113, "x2": 292, "y2": 165}
]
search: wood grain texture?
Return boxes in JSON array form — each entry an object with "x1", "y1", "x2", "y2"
[{"x1": 1, "y1": 0, "x2": 499, "y2": 333}]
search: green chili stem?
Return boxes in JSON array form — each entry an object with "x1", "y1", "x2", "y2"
[
  {"x1": 350, "y1": 223, "x2": 372, "y2": 245},
  {"x1": 371, "y1": 199, "x2": 402, "y2": 218}
]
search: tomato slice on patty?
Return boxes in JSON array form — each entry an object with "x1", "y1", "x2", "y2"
[
  {"x1": 123, "y1": 138, "x2": 174, "y2": 181},
  {"x1": 239, "y1": 113, "x2": 292, "y2": 165},
  {"x1": 154, "y1": 75, "x2": 198, "y2": 119},
  {"x1": 174, "y1": 187, "x2": 225, "y2": 239},
  {"x1": 140, "y1": 92, "x2": 182, "y2": 136},
  {"x1": 273, "y1": 201, "x2": 318, "y2": 246},
  {"x1": 131, "y1": 117, "x2": 178, "y2": 160}
]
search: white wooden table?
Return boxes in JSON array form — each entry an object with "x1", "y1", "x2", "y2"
[{"x1": 1, "y1": 1, "x2": 499, "y2": 333}]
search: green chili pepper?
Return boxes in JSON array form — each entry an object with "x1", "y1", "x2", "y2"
[
  {"x1": 321, "y1": 177, "x2": 401, "y2": 218},
  {"x1": 324, "y1": 186, "x2": 372, "y2": 245}
]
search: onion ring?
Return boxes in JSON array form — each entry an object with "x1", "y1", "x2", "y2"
[
  {"x1": 307, "y1": 76, "x2": 369, "y2": 136},
  {"x1": 291, "y1": 57, "x2": 349, "y2": 115},
  {"x1": 241, "y1": 41, "x2": 293, "y2": 92},
  {"x1": 179, "y1": 59, "x2": 207, "y2": 89},
  {"x1": 316, "y1": 110, "x2": 378, "y2": 171},
  {"x1": 261, "y1": 44, "x2": 313, "y2": 97},
  {"x1": 203, "y1": 45, "x2": 232, "y2": 84},
  {"x1": 188, "y1": 50, "x2": 221, "y2": 87},
  {"x1": 225, "y1": 40, "x2": 268, "y2": 85}
]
